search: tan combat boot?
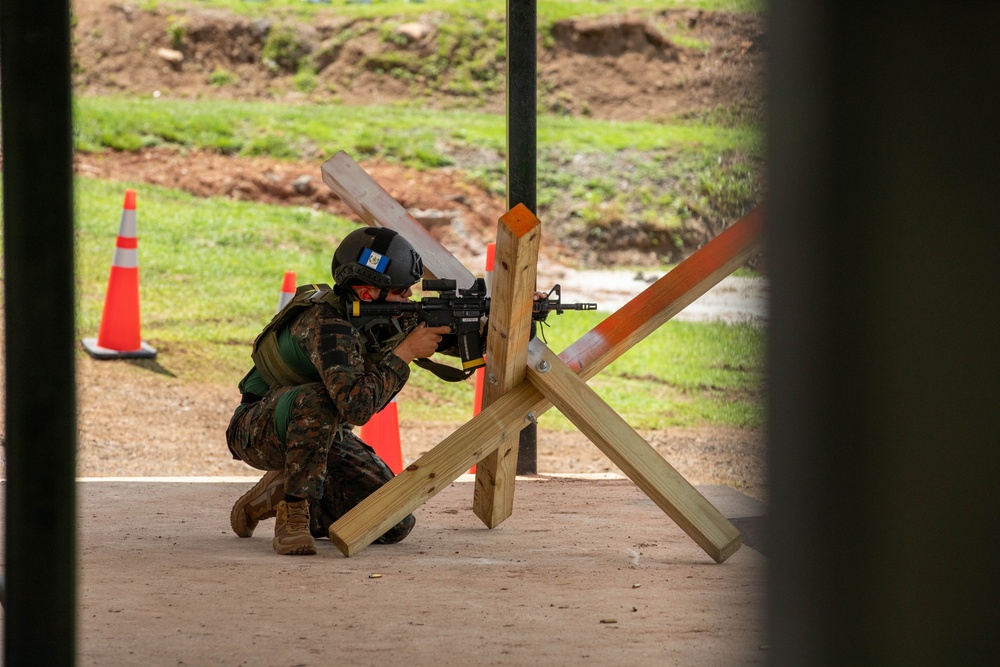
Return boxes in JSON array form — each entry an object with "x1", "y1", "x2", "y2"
[
  {"x1": 272, "y1": 499, "x2": 317, "y2": 555},
  {"x1": 230, "y1": 470, "x2": 284, "y2": 538}
]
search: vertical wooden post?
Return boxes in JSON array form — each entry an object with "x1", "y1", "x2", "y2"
[{"x1": 472, "y1": 204, "x2": 541, "y2": 527}]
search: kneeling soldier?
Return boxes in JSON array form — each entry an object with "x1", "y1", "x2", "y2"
[{"x1": 226, "y1": 228, "x2": 451, "y2": 555}]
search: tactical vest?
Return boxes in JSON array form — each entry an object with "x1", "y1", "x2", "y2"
[{"x1": 249, "y1": 283, "x2": 408, "y2": 392}]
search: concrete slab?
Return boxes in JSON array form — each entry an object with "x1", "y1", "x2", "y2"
[{"x1": 1, "y1": 477, "x2": 767, "y2": 666}]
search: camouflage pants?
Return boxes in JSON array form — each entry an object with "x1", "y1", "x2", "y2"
[{"x1": 226, "y1": 382, "x2": 414, "y2": 543}]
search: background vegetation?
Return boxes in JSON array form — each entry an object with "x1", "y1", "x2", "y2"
[
  {"x1": 65, "y1": 178, "x2": 763, "y2": 429},
  {"x1": 142, "y1": 0, "x2": 764, "y2": 22},
  {"x1": 4, "y1": 0, "x2": 766, "y2": 431}
]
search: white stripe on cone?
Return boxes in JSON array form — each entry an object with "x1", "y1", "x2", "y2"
[{"x1": 277, "y1": 270, "x2": 296, "y2": 312}]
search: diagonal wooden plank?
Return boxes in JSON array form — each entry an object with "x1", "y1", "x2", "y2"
[
  {"x1": 327, "y1": 207, "x2": 765, "y2": 557},
  {"x1": 328, "y1": 383, "x2": 544, "y2": 556},
  {"x1": 560, "y1": 204, "x2": 765, "y2": 378},
  {"x1": 320, "y1": 151, "x2": 476, "y2": 285},
  {"x1": 472, "y1": 204, "x2": 540, "y2": 528},
  {"x1": 526, "y1": 339, "x2": 741, "y2": 563}
]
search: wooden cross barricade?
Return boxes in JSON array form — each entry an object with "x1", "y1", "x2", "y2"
[{"x1": 321, "y1": 151, "x2": 764, "y2": 562}]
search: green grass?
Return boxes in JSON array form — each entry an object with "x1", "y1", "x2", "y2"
[
  {"x1": 537, "y1": 313, "x2": 763, "y2": 430},
  {"x1": 140, "y1": 1, "x2": 764, "y2": 22},
  {"x1": 44, "y1": 177, "x2": 764, "y2": 429},
  {"x1": 74, "y1": 96, "x2": 758, "y2": 165},
  {"x1": 71, "y1": 97, "x2": 763, "y2": 252},
  {"x1": 400, "y1": 318, "x2": 764, "y2": 428},
  {"x1": 72, "y1": 97, "x2": 762, "y2": 238},
  {"x1": 394, "y1": 314, "x2": 764, "y2": 428},
  {"x1": 0, "y1": 176, "x2": 764, "y2": 428}
]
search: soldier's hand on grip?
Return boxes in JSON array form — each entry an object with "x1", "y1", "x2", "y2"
[{"x1": 393, "y1": 323, "x2": 452, "y2": 364}]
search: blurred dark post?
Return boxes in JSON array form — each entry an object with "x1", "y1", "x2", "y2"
[
  {"x1": 767, "y1": 1, "x2": 1000, "y2": 664},
  {"x1": 506, "y1": 0, "x2": 538, "y2": 474},
  {"x1": 1, "y1": 0, "x2": 78, "y2": 664}
]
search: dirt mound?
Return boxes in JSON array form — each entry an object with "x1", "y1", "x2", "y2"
[
  {"x1": 551, "y1": 16, "x2": 679, "y2": 58},
  {"x1": 541, "y1": 12, "x2": 762, "y2": 120},
  {"x1": 72, "y1": 1, "x2": 765, "y2": 123}
]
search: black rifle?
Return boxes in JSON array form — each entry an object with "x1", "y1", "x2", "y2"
[{"x1": 349, "y1": 278, "x2": 596, "y2": 373}]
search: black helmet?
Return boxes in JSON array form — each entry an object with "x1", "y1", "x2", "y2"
[{"x1": 331, "y1": 227, "x2": 424, "y2": 289}]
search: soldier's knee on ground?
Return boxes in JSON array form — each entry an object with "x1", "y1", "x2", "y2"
[{"x1": 374, "y1": 513, "x2": 416, "y2": 544}]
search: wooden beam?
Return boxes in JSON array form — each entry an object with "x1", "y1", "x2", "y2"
[
  {"x1": 320, "y1": 151, "x2": 476, "y2": 286},
  {"x1": 561, "y1": 205, "x2": 765, "y2": 378},
  {"x1": 328, "y1": 384, "x2": 543, "y2": 556},
  {"x1": 472, "y1": 204, "x2": 541, "y2": 528},
  {"x1": 327, "y1": 207, "x2": 765, "y2": 557},
  {"x1": 526, "y1": 340, "x2": 742, "y2": 563}
]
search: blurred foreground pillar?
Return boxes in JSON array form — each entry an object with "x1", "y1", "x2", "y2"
[
  {"x1": 1, "y1": 0, "x2": 78, "y2": 664},
  {"x1": 766, "y1": 1, "x2": 1000, "y2": 664}
]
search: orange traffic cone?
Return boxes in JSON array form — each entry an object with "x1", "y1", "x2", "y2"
[
  {"x1": 470, "y1": 364, "x2": 486, "y2": 475},
  {"x1": 469, "y1": 242, "x2": 496, "y2": 474},
  {"x1": 483, "y1": 241, "x2": 496, "y2": 296},
  {"x1": 82, "y1": 189, "x2": 157, "y2": 359},
  {"x1": 276, "y1": 271, "x2": 296, "y2": 312},
  {"x1": 360, "y1": 398, "x2": 403, "y2": 475}
]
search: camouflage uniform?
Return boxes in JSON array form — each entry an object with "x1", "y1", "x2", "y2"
[{"x1": 226, "y1": 288, "x2": 418, "y2": 543}]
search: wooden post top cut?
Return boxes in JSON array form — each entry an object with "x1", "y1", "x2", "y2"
[{"x1": 501, "y1": 203, "x2": 540, "y2": 238}]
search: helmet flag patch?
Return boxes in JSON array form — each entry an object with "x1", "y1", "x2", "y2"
[{"x1": 359, "y1": 247, "x2": 389, "y2": 274}]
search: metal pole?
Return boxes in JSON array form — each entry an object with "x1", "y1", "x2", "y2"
[
  {"x1": 1, "y1": 0, "x2": 78, "y2": 663},
  {"x1": 506, "y1": 0, "x2": 538, "y2": 474}
]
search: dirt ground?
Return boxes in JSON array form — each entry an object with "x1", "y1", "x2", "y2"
[
  {"x1": 72, "y1": 0, "x2": 765, "y2": 124},
  {"x1": 1, "y1": 479, "x2": 767, "y2": 665}
]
